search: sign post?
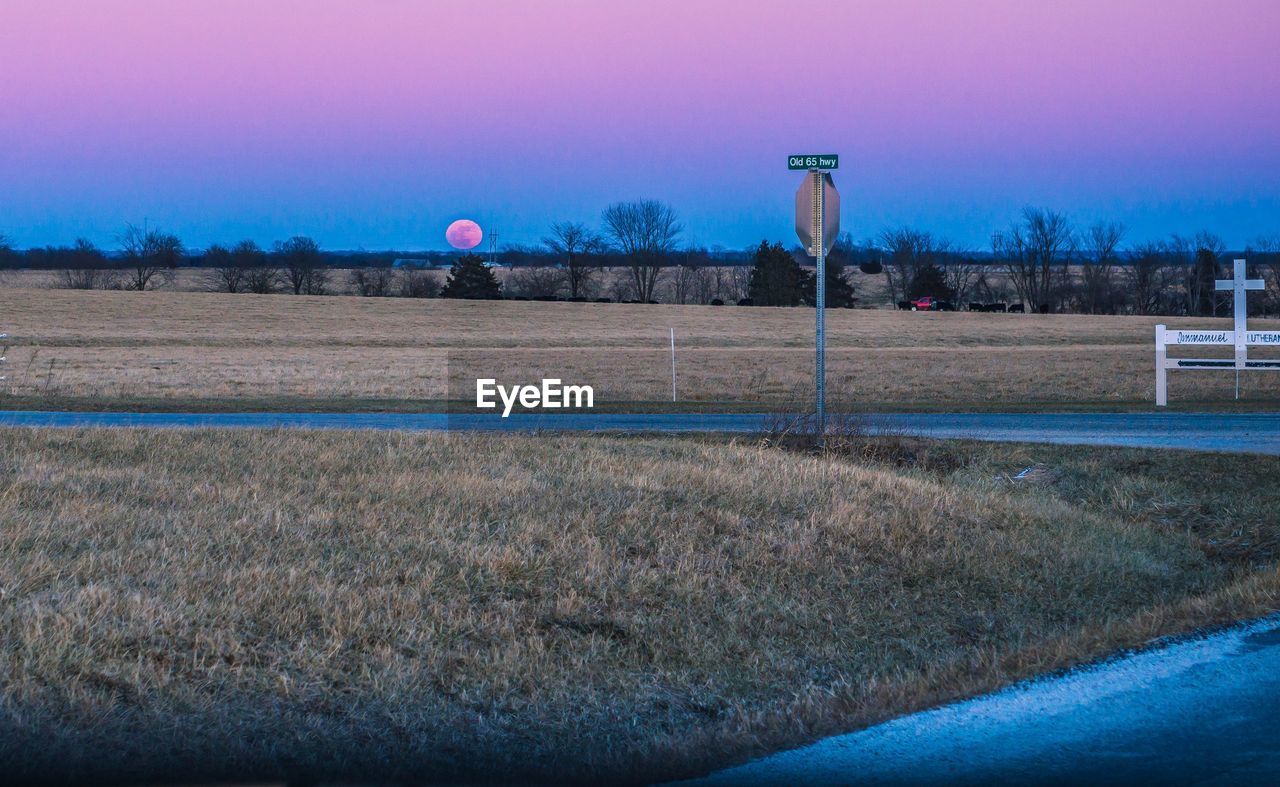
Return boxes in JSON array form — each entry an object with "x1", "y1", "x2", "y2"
[
  {"x1": 792, "y1": 156, "x2": 840, "y2": 436},
  {"x1": 1155, "y1": 259, "x2": 1277, "y2": 405}
]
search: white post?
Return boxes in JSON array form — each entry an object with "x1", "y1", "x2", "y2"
[
  {"x1": 1155, "y1": 324, "x2": 1167, "y2": 407},
  {"x1": 669, "y1": 327, "x2": 677, "y2": 402},
  {"x1": 1233, "y1": 259, "x2": 1248, "y2": 371}
]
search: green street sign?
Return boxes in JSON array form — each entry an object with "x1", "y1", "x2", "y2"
[{"x1": 788, "y1": 154, "x2": 838, "y2": 170}]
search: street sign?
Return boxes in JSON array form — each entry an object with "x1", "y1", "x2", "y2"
[
  {"x1": 795, "y1": 171, "x2": 840, "y2": 257},
  {"x1": 792, "y1": 163, "x2": 841, "y2": 438},
  {"x1": 788, "y1": 154, "x2": 839, "y2": 170}
]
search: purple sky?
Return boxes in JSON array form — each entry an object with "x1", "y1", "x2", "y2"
[{"x1": 2, "y1": 0, "x2": 1278, "y2": 251}]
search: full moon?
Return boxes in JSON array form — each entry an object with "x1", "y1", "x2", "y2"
[{"x1": 445, "y1": 219, "x2": 483, "y2": 250}]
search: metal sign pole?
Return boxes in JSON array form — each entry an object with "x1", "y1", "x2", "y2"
[
  {"x1": 790, "y1": 154, "x2": 839, "y2": 437},
  {"x1": 813, "y1": 170, "x2": 826, "y2": 438}
]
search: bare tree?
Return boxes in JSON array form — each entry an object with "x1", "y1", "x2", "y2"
[
  {"x1": 726, "y1": 263, "x2": 752, "y2": 304},
  {"x1": 543, "y1": 221, "x2": 602, "y2": 299},
  {"x1": 968, "y1": 268, "x2": 1011, "y2": 305},
  {"x1": 940, "y1": 251, "x2": 983, "y2": 306},
  {"x1": 507, "y1": 265, "x2": 566, "y2": 299},
  {"x1": 119, "y1": 224, "x2": 183, "y2": 291},
  {"x1": 1078, "y1": 221, "x2": 1126, "y2": 314},
  {"x1": 57, "y1": 238, "x2": 113, "y2": 289},
  {"x1": 669, "y1": 248, "x2": 718, "y2": 304},
  {"x1": 601, "y1": 200, "x2": 681, "y2": 302},
  {"x1": 992, "y1": 208, "x2": 1074, "y2": 312},
  {"x1": 207, "y1": 240, "x2": 274, "y2": 293},
  {"x1": 1249, "y1": 234, "x2": 1280, "y2": 315},
  {"x1": 1123, "y1": 242, "x2": 1178, "y2": 316},
  {"x1": 349, "y1": 265, "x2": 396, "y2": 297},
  {"x1": 204, "y1": 244, "x2": 241, "y2": 293},
  {"x1": 277, "y1": 236, "x2": 327, "y2": 295},
  {"x1": 397, "y1": 267, "x2": 439, "y2": 298},
  {"x1": 232, "y1": 241, "x2": 278, "y2": 294},
  {"x1": 877, "y1": 227, "x2": 950, "y2": 304}
]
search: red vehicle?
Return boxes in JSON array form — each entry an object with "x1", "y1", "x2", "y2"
[{"x1": 909, "y1": 296, "x2": 937, "y2": 311}]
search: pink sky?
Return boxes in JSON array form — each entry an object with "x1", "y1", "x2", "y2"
[{"x1": 1, "y1": 0, "x2": 1278, "y2": 249}]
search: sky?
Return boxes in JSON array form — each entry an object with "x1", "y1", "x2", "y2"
[{"x1": 1, "y1": 0, "x2": 1278, "y2": 251}]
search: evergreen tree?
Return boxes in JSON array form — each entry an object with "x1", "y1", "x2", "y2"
[
  {"x1": 802, "y1": 258, "x2": 857, "y2": 308},
  {"x1": 441, "y1": 254, "x2": 502, "y2": 299},
  {"x1": 748, "y1": 241, "x2": 810, "y2": 306},
  {"x1": 1191, "y1": 247, "x2": 1220, "y2": 316},
  {"x1": 906, "y1": 263, "x2": 954, "y2": 300}
]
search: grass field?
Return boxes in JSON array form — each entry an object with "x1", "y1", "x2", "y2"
[
  {"x1": 3, "y1": 289, "x2": 1280, "y2": 412},
  {"x1": 1, "y1": 426, "x2": 1277, "y2": 783}
]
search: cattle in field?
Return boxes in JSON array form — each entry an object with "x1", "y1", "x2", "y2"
[{"x1": 1008, "y1": 303, "x2": 1025, "y2": 313}]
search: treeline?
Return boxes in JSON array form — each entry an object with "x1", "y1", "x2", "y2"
[
  {"x1": 874, "y1": 208, "x2": 1280, "y2": 317},
  {"x1": 3, "y1": 205, "x2": 1279, "y2": 315}
]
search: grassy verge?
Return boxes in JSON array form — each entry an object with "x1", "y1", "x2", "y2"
[{"x1": 0, "y1": 428, "x2": 1277, "y2": 784}]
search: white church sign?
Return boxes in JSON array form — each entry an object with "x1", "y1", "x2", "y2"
[{"x1": 1156, "y1": 258, "x2": 1280, "y2": 406}]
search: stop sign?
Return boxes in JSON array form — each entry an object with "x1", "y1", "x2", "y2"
[{"x1": 794, "y1": 171, "x2": 840, "y2": 257}]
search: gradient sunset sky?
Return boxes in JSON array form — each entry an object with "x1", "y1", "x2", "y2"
[{"x1": 2, "y1": 0, "x2": 1278, "y2": 251}]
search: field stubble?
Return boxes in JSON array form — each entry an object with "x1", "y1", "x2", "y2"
[{"x1": 2, "y1": 289, "x2": 1280, "y2": 409}]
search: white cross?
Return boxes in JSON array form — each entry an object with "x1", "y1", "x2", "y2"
[{"x1": 1215, "y1": 258, "x2": 1265, "y2": 369}]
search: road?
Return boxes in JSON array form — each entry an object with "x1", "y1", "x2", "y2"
[
  {"x1": 676, "y1": 615, "x2": 1280, "y2": 786},
  {"x1": 0, "y1": 410, "x2": 1278, "y2": 454}
]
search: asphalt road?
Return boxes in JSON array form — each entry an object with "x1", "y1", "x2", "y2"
[
  {"x1": 677, "y1": 615, "x2": 1280, "y2": 786},
  {"x1": 0, "y1": 410, "x2": 1278, "y2": 454}
]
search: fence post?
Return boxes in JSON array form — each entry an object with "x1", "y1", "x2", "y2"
[
  {"x1": 1155, "y1": 324, "x2": 1167, "y2": 407},
  {"x1": 670, "y1": 327, "x2": 677, "y2": 403}
]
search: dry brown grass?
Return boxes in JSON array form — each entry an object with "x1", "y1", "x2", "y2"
[
  {"x1": 4, "y1": 289, "x2": 1280, "y2": 410},
  {"x1": 1, "y1": 427, "x2": 1277, "y2": 784}
]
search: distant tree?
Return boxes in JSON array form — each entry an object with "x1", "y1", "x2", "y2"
[
  {"x1": 543, "y1": 221, "x2": 602, "y2": 299},
  {"x1": 0, "y1": 233, "x2": 16, "y2": 268},
  {"x1": 1078, "y1": 222, "x2": 1126, "y2": 314},
  {"x1": 669, "y1": 248, "x2": 718, "y2": 305},
  {"x1": 277, "y1": 236, "x2": 327, "y2": 295},
  {"x1": 119, "y1": 224, "x2": 183, "y2": 291},
  {"x1": 507, "y1": 265, "x2": 565, "y2": 299},
  {"x1": 1123, "y1": 242, "x2": 1175, "y2": 316},
  {"x1": 799, "y1": 256, "x2": 857, "y2": 308},
  {"x1": 1249, "y1": 235, "x2": 1280, "y2": 315},
  {"x1": 1171, "y1": 232, "x2": 1224, "y2": 316},
  {"x1": 58, "y1": 239, "x2": 111, "y2": 289},
  {"x1": 747, "y1": 241, "x2": 810, "y2": 306},
  {"x1": 829, "y1": 233, "x2": 884, "y2": 280},
  {"x1": 602, "y1": 200, "x2": 681, "y2": 302},
  {"x1": 349, "y1": 264, "x2": 396, "y2": 297},
  {"x1": 441, "y1": 254, "x2": 501, "y2": 299},
  {"x1": 230, "y1": 241, "x2": 277, "y2": 294},
  {"x1": 937, "y1": 251, "x2": 981, "y2": 306},
  {"x1": 992, "y1": 208, "x2": 1074, "y2": 311},
  {"x1": 397, "y1": 267, "x2": 439, "y2": 298},
  {"x1": 878, "y1": 227, "x2": 951, "y2": 304},
  {"x1": 204, "y1": 244, "x2": 241, "y2": 293},
  {"x1": 906, "y1": 263, "x2": 954, "y2": 301}
]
